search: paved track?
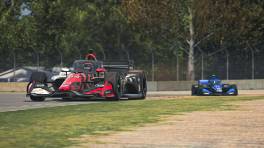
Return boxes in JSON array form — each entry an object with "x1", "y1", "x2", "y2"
[
  {"x1": 0, "y1": 93, "x2": 100, "y2": 112},
  {"x1": 1, "y1": 90, "x2": 264, "y2": 112}
]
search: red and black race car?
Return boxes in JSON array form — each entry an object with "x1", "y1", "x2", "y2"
[{"x1": 26, "y1": 53, "x2": 147, "y2": 101}]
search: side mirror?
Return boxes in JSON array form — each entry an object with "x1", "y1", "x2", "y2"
[
  {"x1": 61, "y1": 68, "x2": 70, "y2": 77},
  {"x1": 61, "y1": 68, "x2": 70, "y2": 72}
]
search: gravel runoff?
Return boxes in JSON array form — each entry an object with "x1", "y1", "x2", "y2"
[{"x1": 73, "y1": 99, "x2": 264, "y2": 148}]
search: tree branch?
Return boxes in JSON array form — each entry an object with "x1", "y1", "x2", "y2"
[{"x1": 193, "y1": 32, "x2": 214, "y2": 48}]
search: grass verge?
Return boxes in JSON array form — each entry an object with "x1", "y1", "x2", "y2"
[{"x1": 0, "y1": 96, "x2": 263, "y2": 148}]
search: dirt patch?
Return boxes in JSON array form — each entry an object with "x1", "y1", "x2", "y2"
[{"x1": 72, "y1": 100, "x2": 264, "y2": 148}]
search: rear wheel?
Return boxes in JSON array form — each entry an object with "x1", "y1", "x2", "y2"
[
  {"x1": 127, "y1": 70, "x2": 147, "y2": 100},
  {"x1": 139, "y1": 72, "x2": 147, "y2": 99},
  {"x1": 53, "y1": 78, "x2": 65, "y2": 90},
  {"x1": 124, "y1": 70, "x2": 147, "y2": 99},
  {"x1": 140, "y1": 78, "x2": 147, "y2": 99},
  {"x1": 30, "y1": 72, "x2": 47, "y2": 83}
]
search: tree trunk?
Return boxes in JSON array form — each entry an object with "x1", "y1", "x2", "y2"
[{"x1": 187, "y1": 7, "x2": 195, "y2": 80}]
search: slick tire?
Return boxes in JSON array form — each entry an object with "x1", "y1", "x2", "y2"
[
  {"x1": 191, "y1": 85, "x2": 198, "y2": 96},
  {"x1": 53, "y1": 78, "x2": 65, "y2": 90},
  {"x1": 128, "y1": 70, "x2": 147, "y2": 99},
  {"x1": 30, "y1": 72, "x2": 47, "y2": 83},
  {"x1": 28, "y1": 72, "x2": 48, "y2": 101}
]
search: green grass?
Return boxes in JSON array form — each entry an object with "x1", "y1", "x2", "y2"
[{"x1": 0, "y1": 96, "x2": 263, "y2": 148}]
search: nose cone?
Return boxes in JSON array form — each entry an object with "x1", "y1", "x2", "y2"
[
  {"x1": 59, "y1": 84, "x2": 70, "y2": 91},
  {"x1": 213, "y1": 85, "x2": 222, "y2": 92}
]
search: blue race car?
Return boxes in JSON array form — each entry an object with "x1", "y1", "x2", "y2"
[{"x1": 191, "y1": 75, "x2": 238, "y2": 96}]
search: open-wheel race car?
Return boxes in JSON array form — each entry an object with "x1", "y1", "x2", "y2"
[
  {"x1": 26, "y1": 53, "x2": 147, "y2": 101},
  {"x1": 191, "y1": 75, "x2": 238, "y2": 96}
]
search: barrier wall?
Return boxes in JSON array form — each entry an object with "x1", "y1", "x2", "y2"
[
  {"x1": 148, "y1": 79, "x2": 264, "y2": 91},
  {"x1": 1, "y1": 79, "x2": 264, "y2": 92}
]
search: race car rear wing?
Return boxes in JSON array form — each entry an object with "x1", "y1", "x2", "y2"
[{"x1": 103, "y1": 60, "x2": 134, "y2": 72}]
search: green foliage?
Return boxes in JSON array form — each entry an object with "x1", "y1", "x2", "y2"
[{"x1": 0, "y1": 0, "x2": 263, "y2": 78}]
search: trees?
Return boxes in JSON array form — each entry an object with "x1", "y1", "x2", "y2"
[
  {"x1": 0, "y1": 0, "x2": 26, "y2": 70},
  {"x1": 122, "y1": 0, "x2": 208, "y2": 80},
  {"x1": 0, "y1": 0, "x2": 263, "y2": 80}
]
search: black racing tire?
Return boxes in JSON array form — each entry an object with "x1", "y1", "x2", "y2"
[
  {"x1": 139, "y1": 71, "x2": 147, "y2": 99},
  {"x1": 197, "y1": 89, "x2": 204, "y2": 96},
  {"x1": 28, "y1": 72, "x2": 48, "y2": 101},
  {"x1": 30, "y1": 96, "x2": 45, "y2": 102},
  {"x1": 30, "y1": 72, "x2": 47, "y2": 83},
  {"x1": 140, "y1": 76, "x2": 147, "y2": 99},
  {"x1": 105, "y1": 72, "x2": 121, "y2": 101},
  {"x1": 53, "y1": 78, "x2": 65, "y2": 90},
  {"x1": 222, "y1": 84, "x2": 230, "y2": 92},
  {"x1": 231, "y1": 84, "x2": 238, "y2": 96},
  {"x1": 191, "y1": 85, "x2": 198, "y2": 96},
  {"x1": 128, "y1": 70, "x2": 147, "y2": 99}
]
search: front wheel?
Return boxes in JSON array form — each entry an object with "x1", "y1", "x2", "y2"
[
  {"x1": 191, "y1": 85, "x2": 198, "y2": 96},
  {"x1": 30, "y1": 96, "x2": 45, "y2": 101}
]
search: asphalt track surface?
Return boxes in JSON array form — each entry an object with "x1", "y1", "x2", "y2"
[
  {"x1": 0, "y1": 90, "x2": 264, "y2": 112},
  {"x1": 0, "y1": 93, "x2": 104, "y2": 112}
]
